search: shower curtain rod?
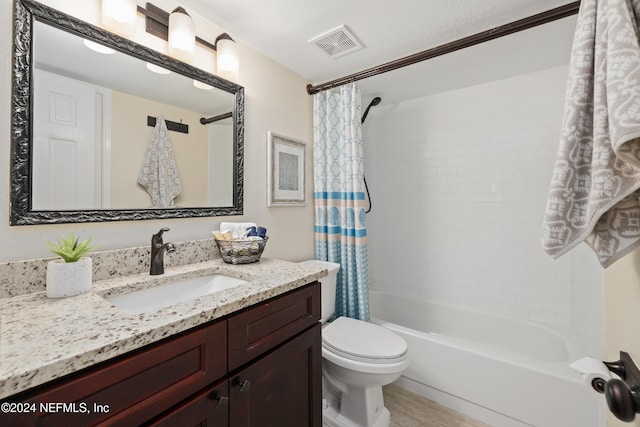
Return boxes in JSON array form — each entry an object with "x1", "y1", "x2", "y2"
[
  {"x1": 200, "y1": 112, "x2": 233, "y2": 124},
  {"x1": 306, "y1": 1, "x2": 581, "y2": 95}
]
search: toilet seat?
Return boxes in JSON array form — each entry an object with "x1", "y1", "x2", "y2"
[{"x1": 322, "y1": 316, "x2": 407, "y2": 364}]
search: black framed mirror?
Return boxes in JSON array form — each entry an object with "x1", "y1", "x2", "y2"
[{"x1": 10, "y1": 0, "x2": 244, "y2": 225}]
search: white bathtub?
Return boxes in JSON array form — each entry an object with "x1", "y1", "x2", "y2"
[{"x1": 370, "y1": 290, "x2": 604, "y2": 427}]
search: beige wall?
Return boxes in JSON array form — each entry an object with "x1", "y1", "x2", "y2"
[
  {"x1": 605, "y1": 248, "x2": 640, "y2": 427},
  {"x1": 0, "y1": 0, "x2": 314, "y2": 262}
]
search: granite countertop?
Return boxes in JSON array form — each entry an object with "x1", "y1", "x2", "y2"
[{"x1": 0, "y1": 258, "x2": 327, "y2": 399}]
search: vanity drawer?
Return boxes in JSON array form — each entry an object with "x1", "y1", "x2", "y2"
[
  {"x1": 145, "y1": 379, "x2": 229, "y2": 427},
  {"x1": 228, "y1": 282, "x2": 320, "y2": 371},
  {"x1": 2, "y1": 319, "x2": 227, "y2": 427}
]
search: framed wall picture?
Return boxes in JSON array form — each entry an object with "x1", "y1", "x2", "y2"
[{"x1": 267, "y1": 132, "x2": 307, "y2": 206}]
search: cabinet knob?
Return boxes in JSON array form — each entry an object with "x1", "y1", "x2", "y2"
[
  {"x1": 216, "y1": 396, "x2": 229, "y2": 409},
  {"x1": 236, "y1": 377, "x2": 252, "y2": 392},
  {"x1": 209, "y1": 391, "x2": 229, "y2": 409}
]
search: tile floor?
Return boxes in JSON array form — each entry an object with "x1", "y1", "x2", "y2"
[{"x1": 384, "y1": 384, "x2": 490, "y2": 427}]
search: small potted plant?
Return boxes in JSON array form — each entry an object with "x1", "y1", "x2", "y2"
[{"x1": 45, "y1": 233, "x2": 98, "y2": 298}]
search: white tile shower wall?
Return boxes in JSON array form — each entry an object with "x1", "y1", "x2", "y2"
[{"x1": 364, "y1": 65, "x2": 604, "y2": 331}]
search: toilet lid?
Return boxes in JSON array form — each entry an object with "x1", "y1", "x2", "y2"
[{"x1": 322, "y1": 316, "x2": 407, "y2": 361}]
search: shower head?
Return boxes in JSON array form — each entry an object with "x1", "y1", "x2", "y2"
[{"x1": 361, "y1": 97, "x2": 382, "y2": 124}]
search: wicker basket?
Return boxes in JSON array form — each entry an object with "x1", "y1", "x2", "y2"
[{"x1": 214, "y1": 237, "x2": 268, "y2": 264}]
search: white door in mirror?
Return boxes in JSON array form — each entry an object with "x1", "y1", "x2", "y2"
[{"x1": 33, "y1": 69, "x2": 111, "y2": 210}]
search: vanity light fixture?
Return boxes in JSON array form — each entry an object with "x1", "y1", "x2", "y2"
[
  {"x1": 135, "y1": 3, "x2": 240, "y2": 79},
  {"x1": 168, "y1": 7, "x2": 195, "y2": 61},
  {"x1": 137, "y1": 4, "x2": 216, "y2": 52},
  {"x1": 83, "y1": 39, "x2": 116, "y2": 55},
  {"x1": 215, "y1": 33, "x2": 239, "y2": 80},
  {"x1": 101, "y1": 0, "x2": 138, "y2": 36}
]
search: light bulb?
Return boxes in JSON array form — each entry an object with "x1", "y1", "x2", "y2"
[
  {"x1": 168, "y1": 7, "x2": 195, "y2": 61},
  {"x1": 83, "y1": 39, "x2": 115, "y2": 55},
  {"x1": 216, "y1": 34, "x2": 239, "y2": 80},
  {"x1": 101, "y1": 0, "x2": 137, "y2": 36},
  {"x1": 146, "y1": 63, "x2": 171, "y2": 74},
  {"x1": 193, "y1": 80, "x2": 213, "y2": 90}
]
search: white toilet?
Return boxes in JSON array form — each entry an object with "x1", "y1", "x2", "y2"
[{"x1": 302, "y1": 260, "x2": 409, "y2": 427}]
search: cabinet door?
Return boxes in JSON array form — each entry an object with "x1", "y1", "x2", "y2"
[
  {"x1": 229, "y1": 323, "x2": 321, "y2": 427},
  {"x1": 145, "y1": 380, "x2": 229, "y2": 427},
  {"x1": 228, "y1": 282, "x2": 320, "y2": 371}
]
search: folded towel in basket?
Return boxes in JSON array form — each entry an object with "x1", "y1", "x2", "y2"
[{"x1": 220, "y1": 222, "x2": 257, "y2": 239}]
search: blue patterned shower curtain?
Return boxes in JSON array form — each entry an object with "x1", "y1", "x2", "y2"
[{"x1": 313, "y1": 83, "x2": 370, "y2": 321}]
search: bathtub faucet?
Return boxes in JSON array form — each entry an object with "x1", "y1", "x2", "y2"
[{"x1": 600, "y1": 351, "x2": 640, "y2": 422}]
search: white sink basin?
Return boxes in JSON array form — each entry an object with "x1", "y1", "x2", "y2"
[{"x1": 105, "y1": 274, "x2": 249, "y2": 315}]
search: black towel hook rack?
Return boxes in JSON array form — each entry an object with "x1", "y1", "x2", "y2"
[{"x1": 147, "y1": 116, "x2": 189, "y2": 134}]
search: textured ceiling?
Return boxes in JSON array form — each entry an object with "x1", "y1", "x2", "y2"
[{"x1": 179, "y1": 0, "x2": 578, "y2": 103}]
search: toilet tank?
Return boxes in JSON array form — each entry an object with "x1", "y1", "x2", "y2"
[{"x1": 301, "y1": 260, "x2": 340, "y2": 323}]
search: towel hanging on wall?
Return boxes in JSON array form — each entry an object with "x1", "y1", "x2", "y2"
[
  {"x1": 542, "y1": 0, "x2": 640, "y2": 267},
  {"x1": 137, "y1": 115, "x2": 182, "y2": 208}
]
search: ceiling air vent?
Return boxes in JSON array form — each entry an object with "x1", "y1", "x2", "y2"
[{"x1": 309, "y1": 25, "x2": 363, "y2": 58}]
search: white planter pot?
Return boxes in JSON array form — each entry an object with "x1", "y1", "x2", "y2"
[{"x1": 46, "y1": 257, "x2": 93, "y2": 298}]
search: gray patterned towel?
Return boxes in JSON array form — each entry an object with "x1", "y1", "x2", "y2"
[
  {"x1": 542, "y1": 0, "x2": 640, "y2": 267},
  {"x1": 137, "y1": 115, "x2": 182, "y2": 208}
]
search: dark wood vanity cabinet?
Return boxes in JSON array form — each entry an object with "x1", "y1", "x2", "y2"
[
  {"x1": 227, "y1": 282, "x2": 322, "y2": 427},
  {"x1": 230, "y1": 324, "x2": 321, "y2": 427},
  {"x1": 1, "y1": 282, "x2": 321, "y2": 427},
  {"x1": 0, "y1": 322, "x2": 228, "y2": 427}
]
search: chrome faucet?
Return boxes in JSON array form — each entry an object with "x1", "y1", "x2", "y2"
[{"x1": 150, "y1": 227, "x2": 176, "y2": 275}]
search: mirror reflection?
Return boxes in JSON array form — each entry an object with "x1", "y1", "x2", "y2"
[
  {"x1": 11, "y1": 0, "x2": 244, "y2": 225},
  {"x1": 32, "y1": 20, "x2": 234, "y2": 210}
]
